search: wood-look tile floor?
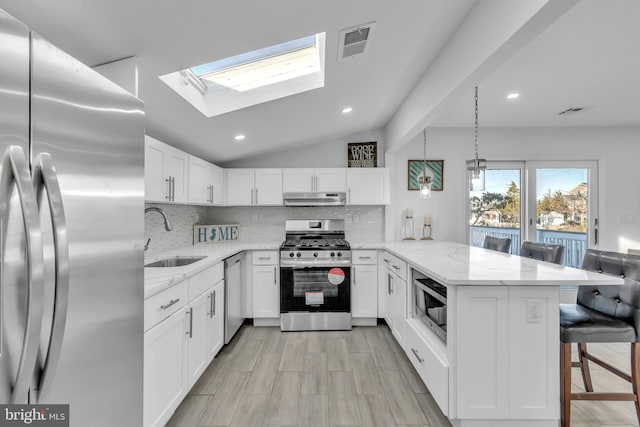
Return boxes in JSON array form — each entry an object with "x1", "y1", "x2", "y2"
[
  {"x1": 167, "y1": 325, "x2": 640, "y2": 427},
  {"x1": 167, "y1": 324, "x2": 448, "y2": 427}
]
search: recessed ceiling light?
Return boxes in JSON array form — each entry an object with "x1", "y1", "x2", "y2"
[
  {"x1": 234, "y1": 134, "x2": 245, "y2": 141},
  {"x1": 342, "y1": 107, "x2": 353, "y2": 114},
  {"x1": 506, "y1": 93, "x2": 520, "y2": 100}
]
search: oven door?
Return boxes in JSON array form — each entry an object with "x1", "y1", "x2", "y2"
[{"x1": 280, "y1": 266, "x2": 351, "y2": 312}]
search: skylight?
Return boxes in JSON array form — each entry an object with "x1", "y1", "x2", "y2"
[
  {"x1": 192, "y1": 35, "x2": 320, "y2": 92},
  {"x1": 159, "y1": 33, "x2": 325, "y2": 117}
]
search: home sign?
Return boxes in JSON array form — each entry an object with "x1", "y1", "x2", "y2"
[{"x1": 194, "y1": 224, "x2": 239, "y2": 244}]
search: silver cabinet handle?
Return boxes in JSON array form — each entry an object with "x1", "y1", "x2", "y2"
[
  {"x1": 160, "y1": 298, "x2": 180, "y2": 310},
  {"x1": 388, "y1": 274, "x2": 392, "y2": 295},
  {"x1": 32, "y1": 152, "x2": 70, "y2": 402},
  {"x1": 251, "y1": 188, "x2": 254, "y2": 205},
  {"x1": 348, "y1": 188, "x2": 351, "y2": 204},
  {"x1": 258, "y1": 256, "x2": 271, "y2": 260},
  {"x1": 0, "y1": 146, "x2": 45, "y2": 403},
  {"x1": 310, "y1": 175, "x2": 314, "y2": 191},
  {"x1": 393, "y1": 265, "x2": 400, "y2": 270},
  {"x1": 165, "y1": 176, "x2": 172, "y2": 200},
  {"x1": 186, "y1": 308, "x2": 193, "y2": 338},
  {"x1": 358, "y1": 256, "x2": 372, "y2": 260},
  {"x1": 212, "y1": 290, "x2": 216, "y2": 317},
  {"x1": 255, "y1": 187, "x2": 258, "y2": 204},
  {"x1": 383, "y1": 258, "x2": 390, "y2": 263},
  {"x1": 211, "y1": 185, "x2": 214, "y2": 204},
  {"x1": 353, "y1": 268, "x2": 356, "y2": 285},
  {"x1": 411, "y1": 348, "x2": 424, "y2": 364},
  {"x1": 172, "y1": 176, "x2": 176, "y2": 201},
  {"x1": 273, "y1": 266, "x2": 277, "y2": 285}
]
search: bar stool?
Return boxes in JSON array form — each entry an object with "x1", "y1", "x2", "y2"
[
  {"x1": 520, "y1": 241, "x2": 564, "y2": 264},
  {"x1": 482, "y1": 235, "x2": 511, "y2": 253},
  {"x1": 559, "y1": 250, "x2": 640, "y2": 426}
]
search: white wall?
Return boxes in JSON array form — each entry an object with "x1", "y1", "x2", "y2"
[
  {"x1": 389, "y1": 127, "x2": 640, "y2": 252},
  {"x1": 221, "y1": 129, "x2": 385, "y2": 168}
]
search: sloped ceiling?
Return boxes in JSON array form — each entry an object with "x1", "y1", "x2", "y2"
[{"x1": 0, "y1": 0, "x2": 475, "y2": 162}]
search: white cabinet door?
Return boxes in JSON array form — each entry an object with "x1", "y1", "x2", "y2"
[
  {"x1": 316, "y1": 168, "x2": 347, "y2": 192},
  {"x1": 145, "y1": 136, "x2": 169, "y2": 202},
  {"x1": 252, "y1": 265, "x2": 279, "y2": 318},
  {"x1": 187, "y1": 155, "x2": 210, "y2": 204},
  {"x1": 186, "y1": 290, "x2": 209, "y2": 388},
  {"x1": 144, "y1": 309, "x2": 188, "y2": 427},
  {"x1": 347, "y1": 168, "x2": 388, "y2": 205},
  {"x1": 210, "y1": 165, "x2": 225, "y2": 205},
  {"x1": 254, "y1": 169, "x2": 283, "y2": 205},
  {"x1": 282, "y1": 168, "x2": 314, "y2": 192},
  {"x1": 351, "y1": 264, "x2": 378, "y2": 318},
  {"x1": 165, "y1": 146, "x2": 189, "y2": 204},
  {"x1": 391, "y1": 276, "x2": 407, "y2": 347},
  {"x1": 206, "y1": 280, "x2": 225, "y2": 362},
  {"x1": 226, "y1": 169, "x2": 254, "y2": 206}
]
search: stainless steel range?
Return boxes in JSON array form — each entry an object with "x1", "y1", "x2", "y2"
[{"x1": 280, "y1": 219, "x2": 352, "y2": 331}]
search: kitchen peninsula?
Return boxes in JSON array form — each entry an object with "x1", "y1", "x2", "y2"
[{"x1": 145, "y1": 240, "x2": 623, "y2": 427}]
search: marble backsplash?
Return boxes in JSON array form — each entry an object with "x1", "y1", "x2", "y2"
[
  {"x1": 206, "y1": 206, "x2": 384, "y2": 243},
  {"x1": 144, "y1": 203, "x2": 209, "y2": 255},
  {"x1": 144, "y1": 204, "x2": 385, "y2": 255}
]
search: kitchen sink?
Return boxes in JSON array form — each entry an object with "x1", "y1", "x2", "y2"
[{"x1": 144, "y1": 256, "x2": 206, "y2": 268}]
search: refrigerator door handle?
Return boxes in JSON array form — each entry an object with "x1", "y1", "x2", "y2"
[
  {"x1": 31, "y1": 152, "x2": 70, "y2": 401},
  {"x1": 0, "y1": 146, "x2": 45, "y2": 403}
]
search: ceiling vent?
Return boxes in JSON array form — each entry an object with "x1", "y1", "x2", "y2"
[
  {"x1": 557, "y1": 107, "x2": 587, "y2": 115},
  {"x1": 338, "y1": 22, "x2": 377, "y2": 60}
]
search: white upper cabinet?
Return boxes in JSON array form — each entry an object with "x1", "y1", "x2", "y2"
[
  {"x1": 226, "y1": 169, "x2": 283, "y2": 206},
  {"x1": 282, "y1": 168, "x2": 315, "y2": 192},
  {"x1": 187, "y1": 155, "x2": 224, "y2": 205},
  {"x1": 145, "y1": 136, "x2": 188, "y2": 203},
  {"x1": 282, "y1": 168, "x2": 346, "y2": 193},
  {"x1": 347, "y1": 168, "x2": 389, "y2": 205},
  {"x1": 316, "y1": 168, "x2": 347, "y2": 192}
]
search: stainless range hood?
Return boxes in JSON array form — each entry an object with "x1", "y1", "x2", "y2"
[{"x1": 283, "y1": 192, "x2": 346, "y2": 207}]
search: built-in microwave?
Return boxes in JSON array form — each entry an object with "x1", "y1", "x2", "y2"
[{"x1": 413, "y1": 277, "x2": 447, "y2": 341}]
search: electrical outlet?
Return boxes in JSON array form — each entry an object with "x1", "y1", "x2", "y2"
[
  {"x1": 195, "y1": 213, "x2": 200, "y2": 224},
  {"x1": 526, "y1": 300, "x2": 542, "y2": 323},
  {"x1": 251, "y1": 212, "x2": 259, "y2": 223}
]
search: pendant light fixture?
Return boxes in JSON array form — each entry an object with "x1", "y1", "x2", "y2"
[
  {"x1": 466, "y1": 86, "x2": 486, "y2": 191},
  {"x1": 418, "y1": 128, "x2": 433, "y2": 199}
]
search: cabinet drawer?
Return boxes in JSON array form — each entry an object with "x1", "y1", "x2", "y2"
[
  {"x1": 352, "y1": 250, "x2": 377, "y2": 265},
  {"x1": 145, "y1": 281, "x2": 188, "y2": 332},
  {"x1": 252, "y1": 251, "x2": 278, "y2": 265},
  {"x1": 405, "y1": 320, "x2": 449, "y2": 415},
  {"x1": 382, "y1": 252, "x2": 407, "y2": 281},
  {"x1": 189, "y1": 264, "x2": 222, "y2": 300}
]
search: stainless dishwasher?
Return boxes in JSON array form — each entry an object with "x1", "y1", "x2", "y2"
[{"x1": 224, "y1": 253, "x2": 244, "y2": 343}]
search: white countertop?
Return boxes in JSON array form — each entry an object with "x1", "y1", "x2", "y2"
[
  {"x1": 382, "y1": 240, "x2": 624, "y2": 287},
  {"x1": 145, "y1": 240, "x2": 623, "y2": 299},
  {"x1": 144, "y1": 242, "x2": 278, "y2": 298}
]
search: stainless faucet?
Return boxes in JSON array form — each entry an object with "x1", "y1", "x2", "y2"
[{"x1": 144, "y1": 207, "x2": 173, "y2": 251}]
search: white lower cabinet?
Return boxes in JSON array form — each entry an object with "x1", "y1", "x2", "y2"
[
  {"x1": 144, "y1": 263, "x2": 224, "y2": 427},
  {"x1": 381, "y1": 252, "x2": 407, "y2": 347},
  {"x1": 252, "y1": 261, "x2": 279, "y2": 319},
  {"x1": 405, "y1": 319, "x2": 449, "y2": 415},
  {"x1": 144, "y1": 309, "x2": 188, "y2": 427},
  {"x1": 351, "y1": 250, "x2": 378, "y2": 320}
]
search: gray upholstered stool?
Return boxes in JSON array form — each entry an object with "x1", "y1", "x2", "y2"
[
  {"x1": 559, "y1": 249, "x2": 640, "y2": 426},
  {"x1": 520, "y1": 240, "x2": 564, "y2": 264},
  {"x1": 482, "y1": 235, "x2": 511, "y2": 253}
]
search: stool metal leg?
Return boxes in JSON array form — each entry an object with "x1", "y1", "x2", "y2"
[
  {"x1": 578, "y1": 343, "x2": 594, "y2": 392},
  {"x1": 561, "y1": 342, "x2": 572, "y2": 427},
  {"x1": 632, "y1": 343, "x2": 640, "y2": 424}
]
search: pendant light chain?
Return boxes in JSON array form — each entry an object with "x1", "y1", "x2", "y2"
[
  {"x1": 423, "y1": 128, "x2": 428, "y2": 171},
  {"x1": 474, "y1": 85, "x2": 479, "y2": 162}
]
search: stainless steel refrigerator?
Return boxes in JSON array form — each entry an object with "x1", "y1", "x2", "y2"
[{"x1": 0, "y1": 9, "x2": 144, "y2": 426}]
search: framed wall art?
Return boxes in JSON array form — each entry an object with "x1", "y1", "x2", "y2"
[
  {"x1": 347, "y1": 141, "x2": 377, "y2": 167},
  {"x1": 408, "y1": 160, "x2": 444, "y2": 191}
]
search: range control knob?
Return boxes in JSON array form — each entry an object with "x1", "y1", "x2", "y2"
[
  {"x1": 330, "y1": 252, "x2": 335, "y2": 257},
  {"x1": 289, "y1": 252, "x2": 295, "y2": 258},
  {"x1": 337, "y1": 252, "x2": 342, "y2": 257},
  {"x1": 313, "y1": 252, "x2": 319, "y2": 257},
  {"x1": 296, "y1": 252, "x2": 302, "y2": 258}
]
